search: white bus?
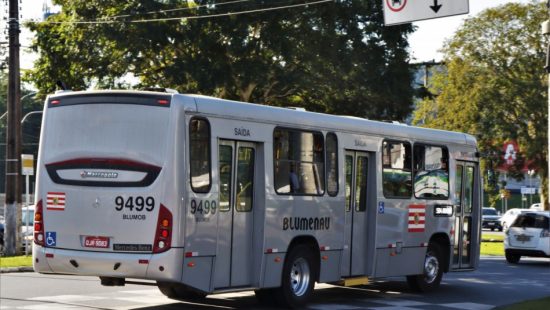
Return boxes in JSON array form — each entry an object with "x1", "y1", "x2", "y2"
[{"x1": 33, "y1": 90, "x2": 481, "y2": 308}]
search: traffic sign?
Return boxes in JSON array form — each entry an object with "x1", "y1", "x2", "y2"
[
  {"x1": 21, "y1": 154, "x2": 34, "y2": 176},
  {"x1": 383, "y1": 0, "x2": 469, "y2": 26},
  {"x1": 521, "y1": 187, "x2": 537, "y2": 195}
]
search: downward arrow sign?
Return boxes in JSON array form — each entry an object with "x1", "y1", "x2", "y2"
[{"x1": 430, "y1": 0, "x2": 442, "y2": 13}]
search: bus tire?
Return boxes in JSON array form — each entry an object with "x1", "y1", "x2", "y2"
[
  {"x1": 275, "y1": 245, "x2": 317, "y2": 308},
  {"x1": 406, "y1": 243, "x2": 443, "y2": 292},
  {"x1": 157, "y1": 282, "x2": 206, "y2": 300}
]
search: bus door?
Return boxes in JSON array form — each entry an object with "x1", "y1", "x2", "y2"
[
  {"x1": 215, "y1": 140, "x2": 256, "y2": 288},
  {"x1": 342, "y1": 151, "x2": 371, "y2": 277},
  {"x1": 452, "y1": 162, "x2": 478, "y2": 270}
]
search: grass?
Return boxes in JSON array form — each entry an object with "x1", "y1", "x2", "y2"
[
  {"x1": 0, "y1": 255, "x2": 33, "y2": 268},
  {"x1": 496, "y1": 297, "x2": 550, "y2": 310},
  {"x1": 480, "y1": 241, "x2": 504, "y2": 256},
  {"x1": 480, "y1": 231, "x2": 505, "y2": 256},
  {"x1": 481, "y1": 233, "x2": 505, "y2": 242}
]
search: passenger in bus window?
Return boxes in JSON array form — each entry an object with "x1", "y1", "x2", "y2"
[
  {"x1": 289, "y1": 162, "x2": 300, "y2": 193},
  {"x1": 440, "y1": 157, "x2": 448, "y2": 171}
]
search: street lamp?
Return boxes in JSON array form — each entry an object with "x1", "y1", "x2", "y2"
[{"x1": 0, "y1": 91, "x2": 37, "y2": 121}]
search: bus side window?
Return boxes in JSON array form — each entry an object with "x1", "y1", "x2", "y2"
[
  {"x1": 190, "y1": 118, "x2": 211, "y2": 193},
  {"x1": 413, "y1": 145, "x2": 449, "y2": 199},
  {"x1": 382, "y1": 140, "x2": 412, "y2": 198},
  {"x1": 326, "y1": 132, "x2": 338, "y2": 196},
  {"x1": 274, "y1": 128, "x2": 325, "y2": 195}
]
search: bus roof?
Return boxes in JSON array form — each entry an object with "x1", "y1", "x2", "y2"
[
  {"x1": 48, "y1": 90, "x2": 477, "y2": 148},
  {"x1": 186, "y1": 94, "x2": 477, "y2": 148}
]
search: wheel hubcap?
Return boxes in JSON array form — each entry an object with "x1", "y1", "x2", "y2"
[
  {"x1": 290, "y1": 257, "x2": 310, "y2": 296},
  {"x1": 424, "y1": 252, "x2": 439, "y2": 284}
]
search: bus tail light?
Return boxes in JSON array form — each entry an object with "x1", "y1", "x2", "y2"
[
  {"x1": 153, "y1": 204, "x2": 172, "y2": 253},
  {"x1": 34, "y1": 200, "x2": 45, "y2": 246}
]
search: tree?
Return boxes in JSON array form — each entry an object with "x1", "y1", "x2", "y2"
[
  {"x1": 412, "y1": 1, "x2": 548, "y2": 209},
  {"x1": 0, "y1": 70, "x2": 42, "y2": 193},
  {"x1": 26, "y1": 0, "x2": 415, "y2": 121}
]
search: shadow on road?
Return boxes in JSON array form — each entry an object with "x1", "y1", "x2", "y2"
[{"x1": 129, "y1": 281, "x2": 420, "y2": 310}]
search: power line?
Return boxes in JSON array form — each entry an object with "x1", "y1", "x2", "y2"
[
  {"x1": 34, "y1": 0, "x2": 333, "y2": 25},
  {"x1": 106, "y1": 0, "x2": 252, "y2": 20}
]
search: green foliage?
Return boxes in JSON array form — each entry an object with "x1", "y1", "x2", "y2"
[
  {"x1": 412, "y1": 1, "x2": 548, "y2": 206},
  {"x1": 26, "y1": 0, "x2": 415, "y2": 120},
  {"x1": 0, "y1": 70, "x2": 43, "y2": 192}
]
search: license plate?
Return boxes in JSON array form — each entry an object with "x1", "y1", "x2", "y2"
[
  {"x1": 488, "y1": 222, "x2": 495, "y2": 226},
  {"x1": 84, "y1": 236, "x2": 110, "y2": 248},
  {"x1": 515, "y1": 234, "x2": 532, "y2": 242}
]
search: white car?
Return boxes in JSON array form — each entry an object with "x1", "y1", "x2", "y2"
[
  {"x1": 529, "y1": 203, "x2": 542, "y2": 211},
  {"x1": 21, "y1": 207, "x2": 35, "y2": 252},
  {"x1": 500, "y1": 208, "x2": 529, "y2": 231},
  {"x1": 504, "y1": 211, "x2": 550, "y2": 264}
]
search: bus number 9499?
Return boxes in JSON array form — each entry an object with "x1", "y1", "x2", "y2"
[
  {"x1": 190, "y1": 199, "x2": 216, "y2": 215},
  {"x1": 115, "y1": 196, "x2": 155, "y2": 212}
]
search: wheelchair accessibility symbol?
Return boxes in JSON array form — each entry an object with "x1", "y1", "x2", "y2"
[{"x1": 46, "y1": 231, "x2": 57, "y2": 246}]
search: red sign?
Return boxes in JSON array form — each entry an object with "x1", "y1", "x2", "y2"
[
  {"x1": 386, "y1": 0, "x2": 407, "y2": 12},
  {"x1": 503, "y1": 141, "x2": 518, "y2": 166},
  {"x1": 408, "y1": 204, "x2": 426, "y2": 233},
  {"x1": 84, "y1": 236, "x2": 110, "y2": 248},
  {"x1": 47, "y1": 192, "x2": 66, "y2": 210}
]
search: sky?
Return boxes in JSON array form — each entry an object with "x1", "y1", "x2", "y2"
[
  {"x1": 408, "y1": 0, "x2": 534, "y2": 63},
  {"x1": 5, "y1": 0, "x2": 539, "y2": 69}
]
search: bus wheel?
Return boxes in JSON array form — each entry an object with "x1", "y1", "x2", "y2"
[
  {"x1": 406, "y1": 243, "x2": 443, "y2": 292},
  {"x1": 276, "y1": 245, "x2": 317, "y2": 308},
  {"x1": 157, "y1": 282, "x2": 206, "y2": 300}
]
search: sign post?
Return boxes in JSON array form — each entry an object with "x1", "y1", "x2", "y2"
[
  {"x1": 383, "y1": 0, "x2": 469, "y2": 26},
  {"x1": 21, "y1": 154, "x2": 34, "y2": 256}
]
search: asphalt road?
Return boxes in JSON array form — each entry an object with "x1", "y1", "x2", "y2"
[{"x1": 1, "y1": 256, "x2": 549, "y2": 310}]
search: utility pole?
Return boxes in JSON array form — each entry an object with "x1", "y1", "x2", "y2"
[
  {"x1": 4, "y1": 0, "x2": 22, "y2": 256},
  {"x1": 545, "y1": 1, "x2": 550, "y2": 211}
]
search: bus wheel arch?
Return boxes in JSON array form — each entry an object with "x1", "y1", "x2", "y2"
[
  {"x1": 275, "y1": 237, "x2": 320, "y2": 308},
  {"x1": 286, "y1": 236, "x2": 321, "y2": 281},
  {"x1": 428, "y1": 233, "x2": 450, "y2": 273},
  {"x1": 406, "y1": 234, "x2": 449, "y2": 292}
]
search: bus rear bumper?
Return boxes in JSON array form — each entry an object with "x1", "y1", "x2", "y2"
[{"x1": 33, "y1": 245, "x2": 184, "y2": 282}]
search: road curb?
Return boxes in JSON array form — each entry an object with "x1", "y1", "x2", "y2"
[{"x1": 0, "y1": 266, "x2": 34, "y2": 273}]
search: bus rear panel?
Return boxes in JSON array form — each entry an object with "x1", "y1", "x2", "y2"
[{"x1": 33, "y1": 92, "x2": 184, "y2": 283}]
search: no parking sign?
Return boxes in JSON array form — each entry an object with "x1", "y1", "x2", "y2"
[{"x1": 383, "y1": 0, "x2": 469, "y2": 26}]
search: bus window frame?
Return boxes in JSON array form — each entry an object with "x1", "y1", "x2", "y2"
[
  {"x1": 382, "y1": 139, "x2": 412, "y2": 199},
  {"x1": 412, "y1": 143, "x2": 450, "y2": 200},
  {"x1": 326, "y1": 132, "x2": 339, "y2": 197},
  {"x1": 189, "y1": 117, "x2": 212, "y2": 194},
  {"x1": 273, "y1": 127, "x2": 325, "y2": 197}
]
